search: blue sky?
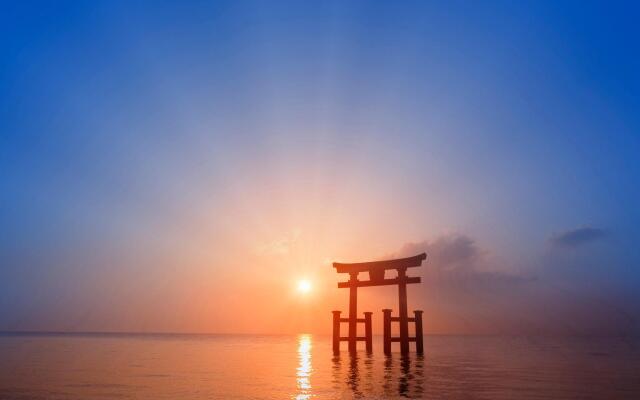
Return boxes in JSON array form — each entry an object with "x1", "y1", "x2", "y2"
[{"x1": 1, "y1": 1, "x2": 639, "y2": 334}]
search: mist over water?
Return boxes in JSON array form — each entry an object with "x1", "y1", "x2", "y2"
[{"x1": 0, "y1": 333, "x2": 638, "y2": 399}]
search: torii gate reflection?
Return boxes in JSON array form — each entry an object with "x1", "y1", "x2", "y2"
[{"x1": 332, "y1": 253, "x2": 426, "y2": 355}]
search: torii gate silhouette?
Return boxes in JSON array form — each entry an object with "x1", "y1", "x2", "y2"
[{"x1": 332, "y1": 252, "x2": 426, "y2": 355}]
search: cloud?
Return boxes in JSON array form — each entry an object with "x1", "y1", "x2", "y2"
[
  {"x1": 378, "y1": 233, "x2": 638, "y2": 336},
  {"x1": 390, "y1": 234, "x2": 530, "y2": 285},
  {"x1": 395, "y1": 234, "x2": 480, "y2": 271},
  {"x1": 549, "y1": 226, "x2": 606, "y2": 248}
]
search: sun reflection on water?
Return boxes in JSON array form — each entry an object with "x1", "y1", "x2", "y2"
[{"x1": 295, "y1": 334, "x2": 313, "y2": 399}]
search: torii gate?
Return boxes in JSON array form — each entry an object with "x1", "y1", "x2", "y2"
[{"x1": 332, "y1": 252, "x2": 426, "y2": 354}]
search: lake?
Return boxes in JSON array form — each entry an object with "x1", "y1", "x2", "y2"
[{"x1": 0, "y1": 333, "x2": 638, "y2": 399}]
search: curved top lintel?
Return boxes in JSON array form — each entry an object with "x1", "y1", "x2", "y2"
[{"x1": 333, "y1": 253, "x2": 426, "y2": 274}]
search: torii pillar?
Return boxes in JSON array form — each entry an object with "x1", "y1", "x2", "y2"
[{"x1": 348, "y1": 272, "x2": 358, "y2": 352}]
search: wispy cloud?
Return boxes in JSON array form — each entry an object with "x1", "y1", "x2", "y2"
[
  {"x1": 256, "y1": 229, "x2": 302, "y2": 256},
  {"x1": 549, "y1": 226, "x2": 606, "y2": 248}
]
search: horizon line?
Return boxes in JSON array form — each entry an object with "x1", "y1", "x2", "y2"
[{"x1": 0, "y1": 330, "x2": 636, "y2": 338}]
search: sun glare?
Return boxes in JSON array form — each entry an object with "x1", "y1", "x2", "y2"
[{"x1": 297, "y1": 280, "x2": 312, "y2": 294}]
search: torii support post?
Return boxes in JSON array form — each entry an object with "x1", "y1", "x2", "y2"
[
  {"x1": 332, "y1": 311, "x2": 341, "y2": 354},
  {"x1": 331, "y1": 309, "x2": 373, "y2": 353},
  {"x1": 348, "y1": 272, "x2": 358, "y2": 353},
  {"x1": 381, "y1": 308, "x2": 424, "y2": 354},
  {"x1": 383, "y1": 309, "x2": 392, "y2": 355},
  {"x1": 364, "y1": 312, "x2": 372, "y2": 353},
  {"x1": 414, "y1": 310, "x2": 424, "y2": 354},
  {"x1": 398, "y1": 267, "x2": 410, "y2": 354}
]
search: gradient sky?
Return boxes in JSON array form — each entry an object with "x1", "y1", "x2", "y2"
[{"x1": 1, "y1": 1, "x2": 639, "y2": 335}]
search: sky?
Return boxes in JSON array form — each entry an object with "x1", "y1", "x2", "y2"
[{"x1": 1, "y1": 1, "x2": 639, "y2": 335}]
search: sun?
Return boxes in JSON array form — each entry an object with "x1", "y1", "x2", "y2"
[{"x1": 297, "y1": 279, "x2": 312, "y2": 294}]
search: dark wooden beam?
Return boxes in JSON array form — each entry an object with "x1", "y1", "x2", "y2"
[
  {"x1": 390, "y1": 317, "x2": 416, "y2": 322},
  {"x1": 339, "y1": 318, "x2": 367, "y2": 323},
  {"x1": 390, "y1": 337, "x2": 417, "y2": 342},
  {"x1": 333, "y1": 253, "x2": 426, "y2": 274},
  {"x1": 337, "y1": 276, "x2": 421, "y2": 288}
]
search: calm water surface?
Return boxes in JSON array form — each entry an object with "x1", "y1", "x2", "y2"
[{"x1": 0, "y1": 333, "x2": 638, "y2": 399}]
